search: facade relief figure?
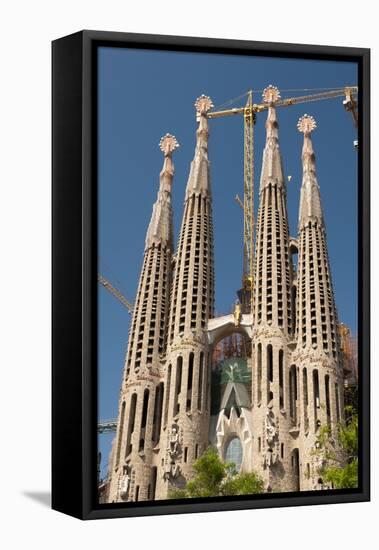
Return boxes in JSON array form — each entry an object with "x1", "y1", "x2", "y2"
[
  {"x1": 118, "y1": 466, "x2": 130, "y2": 500},
  {"x1": 168, "y1": 424, "x2": 180, "y2": 459},
  {"x1": 265, "y1": 409, "x2": 277, "y2": 447},
  {"x1": 263, "y1": 447, "x2": 279, "y2": 469},
  {"x1": 163, "y1": 424, "x2": 182, "y2": 482},
  {"x1": 163, "y1": 460, "x2": 181, "y2": 481},
  {"x1": 233, "y1": 300, "x2": 242, "y2": 327}
]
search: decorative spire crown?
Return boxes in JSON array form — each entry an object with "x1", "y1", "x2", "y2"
[
  {"x1": 262, "y1": 85, "x2": 280, "y2": 145},
  {"x1": 145, "y1": 133, "x2": 178, "y2": 250},
  {"x1": 262, "y1": 85, "x2": 281, "y2": 104},
  {"x1": 185, "y1": 95, "x2": 213, "y2": 199},
  {"x1": 195, "y1": 94, "x2": 214, "y2": 115},
  {"x1": 158, "y1": 133, "x2": 179, "y2": 189},
  {"x1": 259, "y1": 85, "x2": 284, "y2": 191},
  {"x1": 159, "y1": 133, "x2": 180, "y2": 156},
  {"x1": 297, "y1": 114, "x2": 323, "y2": 225},
  {"x1": 297, "y1": 114, "x2": 317, "y2": 135}
]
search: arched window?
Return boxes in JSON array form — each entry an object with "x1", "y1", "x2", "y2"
[{"x1": 224, "y1": 437, "x2": 243, "y2": 471}]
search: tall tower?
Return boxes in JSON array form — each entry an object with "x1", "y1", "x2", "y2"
[
  {"x1": 251, "y1": 86, "x2": 296, "y2": 492},
  {"x1": 155, "y1": 95, "x2": 215, "y2": 499},
  {"x1": 108, "y1": 134, "x2": 179, "y2": 503},
  {"x1": 293, "y1": 114, "x2": 344, "y2": 490}
]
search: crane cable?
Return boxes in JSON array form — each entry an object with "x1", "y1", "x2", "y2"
[{"x1": 211, "y1": 86, "x2": 357, "y2": 112}]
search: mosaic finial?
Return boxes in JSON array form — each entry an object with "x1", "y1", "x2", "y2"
[
  {"x1": 195, "y1": 94, "x2": 214, "y2": 115},
  {"x1": 262, "y1": 85, "x2": 281, "y2": 104},
  {"x1": 159, "y1": 133, "x2": 180, "y2": 155},
  {"x1": 297, "y1": 114, "x2": 317, "y2": 134}
]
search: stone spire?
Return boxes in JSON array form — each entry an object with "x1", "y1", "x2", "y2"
[
  {"x1": 107, "y1": 134, "x2": 178, "y2": 504},
  {"x1": 294, "y1": 115, "x2": 344, "y2": 490},
  {"x1": 295, "y1": 114, "x2": 340, "y2": 358},
  {"x1": 145, "y1": 134, "x2": 179, "y2": 250},
  {"x1": 185, "y1": 94, "x2": 213, "y2": 199},
  {"x1": 259, "y1": 85, "x2": 285, "y2": 191},
  {"x1": 168, "y1": 94, "x2": 215, "y2": 344},
  {"x1": 253, "y1": 85, "x2": 293, "y2": 334},
  {"x1": 297, "y1": 115, "x2": 323, "y2": 226},
  {"x1": 251, "y1": 86, "x2": 296, "y2": 493},
  {"x1": 156, "y1": 96, "x2": 215, "y2": 499}
]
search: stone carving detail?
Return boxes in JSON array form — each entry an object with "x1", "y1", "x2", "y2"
[
  {"x1": 163, "y1": 424, "x2": 182, "y2": 481},
  {"x1": 168, "y1": 424, "x2": 180, "y2": 459},
  {"x1": 233, "y1": 300, "x2": 242, "y2": 327},
  {"x1": 263, "y1": 409, "x2": 279, "y2": 469},
  {"x1": 118, "y1": 466, "x2": 130, "y2": 501},
  {"x1": 253, "y1": 326, "x2": 284, "y2": 340},
  {"x1": 263, "y1": 448, "x2": 279, "y2": 469},
  {"x1": 265, "y1": 409, "x2": 277, "y2": 447},
  {"x1": 297, "y1": 114, "x2": 317, "y2": 134},
  {"x1": 262, "y1": 84, "x2": 281, "y2": 104}
]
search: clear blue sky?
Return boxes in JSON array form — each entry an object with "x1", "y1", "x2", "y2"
[{"x1": 97, "y1": 46, "x2": 357, "y2": 477}]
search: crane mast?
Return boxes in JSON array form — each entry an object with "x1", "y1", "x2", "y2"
[
  {"x1": 242, "y1": 91, "x2": 255, "y2": 311},
  {"x1": 98, "y1": 274, "x2": 134, "y2": 314}
]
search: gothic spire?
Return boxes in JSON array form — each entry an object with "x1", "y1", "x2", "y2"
[
  {"x1": 259, "y1": 85, "x2": 285, "y2": 191},
  {"x1": 145, "y1": 133, "x2": 179, "y2": 250},
  {"x1": 185, "y1": 94, "x2": 213, "y2": 199},
  {"x1": 297, "y1": 114, "x2": 323, "y2": 227}
]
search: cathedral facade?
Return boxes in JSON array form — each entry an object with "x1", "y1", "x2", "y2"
[{"x1": 106, "y1": 88, "x2": 345, "y2": 503}]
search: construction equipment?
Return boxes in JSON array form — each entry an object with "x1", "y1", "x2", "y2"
[
  {"x1": 98, "y1": 419, "x2": 118, "y2": 434},
  {"x1": 208, "y1": 86, "x2": 358, "y2": 312},
  {"x1": 98, "y1": 274, "x2": 134, "y2": 314},
  {"x1": 97, "y1": 274, "x2": 132, "y2": 434}
]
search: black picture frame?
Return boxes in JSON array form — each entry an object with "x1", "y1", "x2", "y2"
[{"x1": 52, "y1": 30, "x2": 370, "y2": 520}]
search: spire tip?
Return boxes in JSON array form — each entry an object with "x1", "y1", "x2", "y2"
[
  {"x1": 262, "y1": 85, "x2": 281, "y2": 104},
  {"x1": 195, "y1": 95, "x2": 214, "y2": 115},
  {"x1": 159, "y1": 133, "x2": 179, "y2": 155},
  {"x1": 297, "y1": 114, "x2": 317, "y2": 134}
]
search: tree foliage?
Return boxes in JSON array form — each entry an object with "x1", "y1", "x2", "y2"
[
  {"x1": 314, "y1": 406, "x2": 358, "y2": 489},
  {"x1": 168, "y1": 447, "x2": 263, "y2": 499}
]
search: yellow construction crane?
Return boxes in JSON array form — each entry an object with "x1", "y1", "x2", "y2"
[
  {"x1": 98, "y1": 274, "x2": 134, "y2": 314},
  {"x1": 207, "y1": 85, "x2": 358, "y2": 312}
]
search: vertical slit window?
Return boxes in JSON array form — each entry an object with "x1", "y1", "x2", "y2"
[
  {"x1": 267, "y1": 345, "x2": 273, "y2": 406},
  {"x1": 139, "y1": 389, "x2": 149, "y2": 452},
  {"x1": 325, "y1": 375, "x2": 331, "y2": 425},
  {"x1": 164, "y1": 365, "x2": 171, "y2": 426},
  {"x1": 198, "y1": 352, "x2": 204, "y2": 411},
  {"x1": 152, "y1": 382, "x2": 164, "y2": 444},
  {"x1": 289, "y1": 365, "x2": 297, "y2": 424},
  {"x1": 303, "y1": 368, "x2": 309, "y2": 431},
  {"x1": 186, "y1": 353, "x2": 194, "y2": 412},
  {"x1": 279, "y1": 349, "x2": 284, "y2": 409},
  {"x1": 115, "y1": 401, "x2": 126, "y2": 468},
  {"x1": 313, "y1": 370, "x2": 320, "y2": 429},
  {"x1": 174, "y1": 356, "x2": 183, "y2": 416},
  {"x1": 125, "y1": 393, "x2": 137, "y2": 457},
  {"x1": 257, "y1": 343, "x2": 262, "y2": 404}
]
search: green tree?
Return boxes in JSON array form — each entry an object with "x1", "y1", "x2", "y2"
[
  {"x1": 168, "y1": 447, "x2": 264, "y2": 499},
  {"x1": 314, "y1": 407, "x2": 358, "y2": 489}
]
